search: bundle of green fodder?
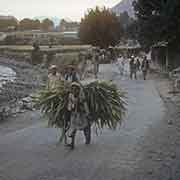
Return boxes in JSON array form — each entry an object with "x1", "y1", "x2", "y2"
[
  {"x1": 34, "y1": 81, "x2": 70, "y2": 128},
  {"x1": 34, "y1": 80, "x2": 127, "y2": 138},
  {"x1": 83, "y1": 81, "x2": 126, "y2": 130}
]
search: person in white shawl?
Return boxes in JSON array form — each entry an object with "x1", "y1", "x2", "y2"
[{"x1": 47, "y1": 65, "x2": 62, "y2": 90}]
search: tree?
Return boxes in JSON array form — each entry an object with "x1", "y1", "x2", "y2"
[
  {"x1": 59, "y1": 19, "x2": 66, "y2": 32},
  {"x1": 41, "y1": 18, "x2": 54, "y2": 31},
  {"x1": 0, "y1": 18, "x2": 18, "y2": 31},
  {"x1": 19, "y1": 18, "x2": 32, "y2": 30},
  {"x1": 31, "y1": 41, "x2": 43, "y2": 65},
  {"x1": 19, "y1": 18, "x2": 40, "y2": 30},
  {"x1": 33, "y1": 19, "x2": 41, "y2": 29},
  {"x1": 79, "y1": 7, "x2": 123, "y2": 48},
  {"x1": 133, "y1": 0, "x2": 180, "y2": 49}
]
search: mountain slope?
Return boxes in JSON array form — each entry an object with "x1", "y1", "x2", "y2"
[{"x1": 112, "y1": 0, "x2": 135, "y2": 18}]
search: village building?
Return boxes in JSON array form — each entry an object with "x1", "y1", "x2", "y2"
[{"x1": 59, "y1": 19, "x2": 80, "y2": 33}]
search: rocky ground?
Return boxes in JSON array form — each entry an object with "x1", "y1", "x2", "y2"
[
  {"x1": 0, "y1": 56, "x2": 47, "y2": 104},
  {"x1": 0, "y1": 55, "x2": 93, "y2": 133},
  {"x1": 0, "y1": 56, "x2": 47, "y2": 128}
]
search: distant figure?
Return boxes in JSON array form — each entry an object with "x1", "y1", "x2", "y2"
[
  {"x1": 108, "y1": 47, "x2": 116, "y2": 63},
  {"x1": 117, "y1": 55, "x2": 125, "y2": 76},
  {"x1": 64, "y1": 67, "x2": 72, "y2": 82},
  {"x1": 31, "y1": 41, "x2": 42, "y2": 65},
  {"x1": 65, "y1": 67, "x2": 79, "y2": 82},
  {"x1": 106, "y1": 50, "x2": 111, "y2": 63},
  {"x1": 141, "y1": 57, "x2": 150, "y2": 80},
  {"x1": 129, "y1": 57, "x2": 137, "y2": 80},
  {"x1": 136, "y1": 58, "x2": 141, "y2": 71},
  {"x1": 47, "y1": 65, "x2": 62, "y2": 127},
  {"x1": 99, "y1": 50, "x2": 105, "y2": 64},
  {"x1": 47, "y1": 65, "x2": 62, "y2": 90},
  {"x1": 78, "y1": 53, "x2": 87, "y2": 80},
  {"x1": 93, "y1": 51, "x2": 99, "y2": 79}
]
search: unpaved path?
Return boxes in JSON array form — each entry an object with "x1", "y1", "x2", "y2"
[{"x1": 0, "y1": 64, "x2": 172, "y2": 180}]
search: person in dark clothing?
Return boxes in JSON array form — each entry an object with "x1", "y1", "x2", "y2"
[
  {"x1": 129, "y1": 57, "x2": 137, "y2": 80},
  {"x1": 65, "y1": 82, "x2": 91, "y2": 149},
  {"x1": 71, "y1": 68, "x2": 79, "y2": 82},
  {"x1": 64, "y1": 67, "x2": 79, "y2": 82},
  {"x1": 136, "y1": 58, "x2": 141, "y2": 71},
  {"x1": 141, "y1": 57, "x2": 149, "y2": 80},
  {"x1": 93, "y1": 51, "x2": 100, "y2": 79}
]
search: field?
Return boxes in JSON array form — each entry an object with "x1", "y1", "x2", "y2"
[
  {"x1": 0, "y1": 45, "x2": 92, "y2": 53},
  {"x1": 0, "y1": 45, "x2": 93, "y2": 70}
]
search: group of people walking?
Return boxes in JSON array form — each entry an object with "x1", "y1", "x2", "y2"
[
  {"x1": 117, "y1": 55, "x2": 150, "y2": 80},
  {"x1": 47, "y1": 64, "x2": 92, "y2": 150},
  {"x1": 46, "y1": 46, "x2": 113, "y2": 150},
  {"x1": 46, "y1": 50, "x2": 151, "y2": 149},
  {"x1": 129, "y1": 56, "x2": 150, "y2": 80}
]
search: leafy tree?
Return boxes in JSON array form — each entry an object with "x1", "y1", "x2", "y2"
[
  {"x1": 59, "y1": 19, "x2": 66, "y2": 32},
  {"x1": 19, "y1": 18, "x2": 40, "y2": 30},
  {"x1": 0, "y1": 18, "x2": 18, "y2": 30},
  {"x1": 133, "y1": 0, "x2": 180, "y2": 49},
  {"x1": 19, "y1": 18, "x2": 33, "y2": 30},
  {"x1": 41, "y1": 18, "x2": 54, "y2": 31},
  {"x1": 31, "y1": 41, "x2": 43, "y2": 65},
  {"x1": 79, "y1": 7, "x2": 123, "y2": 48},
  {"x1": 33, "y1": 19, "x2": 41, "y2": 29}
]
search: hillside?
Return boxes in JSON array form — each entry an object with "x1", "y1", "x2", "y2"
[{"x1": 112, "y1": 0, "x2": 135, "y2": 18}]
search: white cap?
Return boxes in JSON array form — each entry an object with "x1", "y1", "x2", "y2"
[{"x1": 49, "y1": 65, "x2": 57, "y2": 70}]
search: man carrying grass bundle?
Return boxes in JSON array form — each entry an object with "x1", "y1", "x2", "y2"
[
  {"x1": 35, "y1": 78, "x2": 126, "y2": 150},
  {"x1": 65, "y1": 82, "x2": 91, "y2": 149}
]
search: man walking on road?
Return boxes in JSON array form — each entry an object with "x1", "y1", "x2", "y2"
[
  {"x1": 117, "y1": 55, "x2": 125, "y2": 76},
  {"x1": 93, "y1": 49, "x2": 100, "y2": 79},
  {"x1": 129, "y1": 57, "x2": 137, "y2": 80},
  {"x1": 66, "y1": 82, "x2": 91, "y2": 149},
  {"x1": 141, "y1": 57, "x2": 149, "y2": 80},
  {"x1": 136, "y1": 58, "x2": 141, "y2": 71}
]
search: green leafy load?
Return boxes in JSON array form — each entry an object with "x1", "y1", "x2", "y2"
[{"x1": 34, "y1": 80, "x2": 127, "y2": 132}]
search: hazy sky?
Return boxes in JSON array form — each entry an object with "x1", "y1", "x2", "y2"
[{"x1": 0, "y1": 0, "x2": 121, "y2": 21}]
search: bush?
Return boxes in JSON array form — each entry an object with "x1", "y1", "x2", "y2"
[{"x1": 31, "y1": 43, "x2": 43, "y2": 65}]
